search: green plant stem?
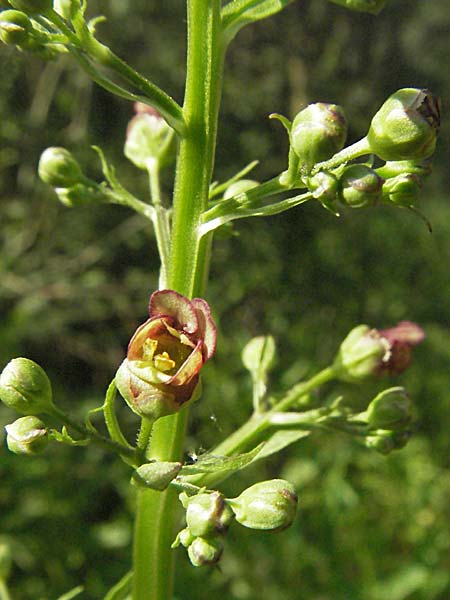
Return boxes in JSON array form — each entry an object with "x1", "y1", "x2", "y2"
[
  {"x1": 0, "y1": 580, "x2": 11, "y2": 600},
  {"x1": 147, "y1": 161, "x2": 171, "y2": 288},
  {"x1": 312, "y1": 137, "x2": 372, "y2": 173},
  {"x1": 132, "y1": 3, "x2": 224, "y2": 599}
]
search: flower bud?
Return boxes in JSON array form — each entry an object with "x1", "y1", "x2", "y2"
[
  {"x1": 291, "y1": 103, "x2": 347, "y2": 172},
  {"x1": 382, "y1": 173, "x2": 423, "y2": 207},
  {"x1": 116, "y1": 290, "x2": 217, "y2": 422},
  {"x1": 131, "y1": 461, "x2": 182, "y2": 491},
  {"x1": 375, "y1": 160, "x2": 432, "y2": 180},
  {"x1": 0, "y1": 543, "x2": 12, "y2": 581},
  {"x1": 339, "y1": 164, "x2": 384, "y2": 208},
  {"x1": 333, "y1": 325, "x2": 390, "y2": 382},
  {"x1": 0, "y1": 9, "x2": 32, "y2": 45},
  {"x1": 0, "y1": 358, "x2": 54, "y2": 415},
  {"x1": 5, "y1": 415, "x2": 48, "y2": 455},
  {"x1": 223, "y1": 179, "x2": 259, "y2": 200},
  {"x1": 228, "y1": 479, "x2": 298, "y2": 532},
  {"x1": 180, "y1": 492, "x2": 234, "y2": 537},
  {"x1": 173, "y1": 527, "x2": 195, "y2": 549},
  {"x1": 365, "y1": 428, "x2": 411, "y2": 455},
  {"x1": 125, "y1": 103, "x2": 175, "y2": 170},
  {"x1": 377, "y1": 321, "x2": 425, "y2": 376},
  {"x1": 367, "y1": 88, "x2": 440, "y2": 161},
  {"x1": 366, "y1": 387, "x2": 413, "y2": 430},
  {"x1": 38, "y1": 147, "x2": 84, "y2": 188},
  {"x1": 307, "y1": 171, "x2": 339, "y2": 213},
  {"x1": 327, "y1": 0, "x2": 386, "y2": 14},
  {"x1": 187, "y1": 536, "x2": 223, "y2": 567},
  {"x1": 8, "y1": 0, "x2": 53, "y2": 15}
]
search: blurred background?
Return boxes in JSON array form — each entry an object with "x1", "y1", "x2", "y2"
[{"x1": 0, "y1": 0, "x2": 449, "y2": 598}]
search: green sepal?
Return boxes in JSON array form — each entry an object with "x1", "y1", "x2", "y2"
[
  {"x1": 222, "y1": 0, "x2": 295, "y2": 43},
  {"x1": 179, "y1": 443, "x2": 264, "y2": 477},
  {"x1": 50, "y1": 425, "x2": 90, "y2": 446}
]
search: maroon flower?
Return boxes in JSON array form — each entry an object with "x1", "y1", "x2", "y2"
[
  {"x1": 377, "y1": 321, "x2": 425, "y2": 375},
  {"x1": 116, "y1": 290, "x2": 217, "y2": 421}
]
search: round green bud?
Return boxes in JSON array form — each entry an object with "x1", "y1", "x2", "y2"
[
  {"x1": 131, "y1": 461, "x2": 182, "y2": 491},
  {"x1": 8, "y1": 0, "x2": 53, "y2": 15},
  {"x1": 177, "y1": 527, "x2": 195, "y2": 549},
  {"x1": 0, "y1": 543, "x2": 12, "y2": 580},
  {"x1": 0, "y1": 357, "x2": 54, "y2": 415},
  {"x1": 228, "y1": 479, "x2": 298, "y2": 532},
  {"x1": 187, "y1": 536, "x2": 223, "y2": 568},
  {"x1": 367, "y1": 88, "x2": 440, "y2": 161},
  {"x1": 38, "y1": 147, "x2": 84, "y2": 188},
  {"x1": 307, "y1": 171, "x2": 339, "y2": 212},
  {"x1": 291, "y1": 103, "x2": 347, "y2": 171},
  {"x1": 366, "y1": 387, "x2": 413, "y2": 430},
  {"x1": 0, "y1": 9, "x2": 32, "y2": 45},
  {"x1": 182, "y1": 492, "x2": 234, "y2": 538},
  {"x1": 339, "y1": 164, "x2": 384, "y2": 208},
  {"x1": 5, "y1": 415, "x2": 48, "y2": 455},
  {"x1": 365, "y1": 428, "x2": 412, "y2": 455},
  {"x1": 223, "y1": 179, "x2": 259, "y2": 200},
  {"x1": 333, "y1": 325, "x2": 389, "y2": 383},
  {"x1": 125, "y1": 105, "x2": 175, "y2": 170},
  {"x1": 382, "y1": 173, "x2": 423, "y2": 207}
]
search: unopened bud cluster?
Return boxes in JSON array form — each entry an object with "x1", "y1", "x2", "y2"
[{"x1": 175, "y1": 479, "x2": 297, "y2": 567}]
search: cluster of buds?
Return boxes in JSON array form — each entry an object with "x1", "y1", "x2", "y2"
[
  {"x1": 288, "y1": 88, "x2": 439, "y2": 214},
  {"x1": 116, "y1": 290, "x2": 217, "y2": 423},
  {"x1": 38, "y1": 147, "x2": 103, "y2": 207},
  {"x1": 174, "y1": 480, "x2": 298, "y2": 567}
]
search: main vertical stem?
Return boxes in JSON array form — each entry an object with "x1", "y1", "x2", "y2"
[{"x1": 132, "y1": 2, "x2": 224, "y2": 599}]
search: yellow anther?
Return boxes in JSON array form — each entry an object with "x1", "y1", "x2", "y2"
[{"x1": 154, "y1": 351, "x2": 176, "y2": 372}]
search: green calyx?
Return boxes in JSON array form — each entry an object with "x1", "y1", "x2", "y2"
[
  {"x1": 333, "y1": 325, "x2": 388, "y2": 382},
  {"x1": 367, "y1": 88, "x2": 440, "y2": 161},
  {"x1": 187, "y1": 536, "x2": 223, "y2": 567},
  {"x1": 181, "y1": 491, "x2": 234, "y2": 538},
  {"x1": 366, "y1": 387, "x2": 413, "y2": 430},
  {"x1": 0, "y1": 358, "x2": 55, "y2": 415}
]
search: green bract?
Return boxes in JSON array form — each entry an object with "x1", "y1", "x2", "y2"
[
  {"x1": 5, "y1": 415, "x2": 49, "y2": 455},
  {"x1": 38, "y1": 147, "x2": 84, "y2": 188},
  {"x1": 132, "y1": 461, "x2": 182, "y2": 491},
  {"x1": 228, "y1": 479, "x2": 298, "y2": 531},
  {"x1": 339, "y1": 164, "x2": 384, "y2": 208},
  {"x1": 291, "y1": 102, "x2": 347, "y2": 172},
  {"x1": 8, "y1": 0, "x2": 53, "y2": 15},
  {"x1": 0, "y1": 358, "x2": 54, "y2": 415},
  {"x1": 367, "y1": 88, "x2": 440, "y2": 161}
]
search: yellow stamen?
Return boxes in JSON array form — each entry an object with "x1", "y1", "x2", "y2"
[
  {"x1": 142, "y1": 338, "x2": 158, "y2": 361},
  {"x1": 154, "y1": 351, "x2": 176, "y2": 372}
]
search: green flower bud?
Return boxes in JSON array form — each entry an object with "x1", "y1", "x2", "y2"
[
  {"x1": 307, "y1": 171, "x2": 339, "y2": 213},
  {"x1": 382, "y1": 173, "x2": 423, "y2": 207},
  {"x1": 0, "y1": 358, "x2": 54, "y2": 415},
  {"x1": 187, "y1": 536, "x2": 223, "y2": 567},
  {"x1": 8, "y1": 0, "x2": 53, "y2": 15},
  {"x1": 55, "y1": 184, "x2": 103, "y2": 208},
  {"x1": 339, "y1": 164, "x2": 384, "y2": 208},
  {"x1": 366, "y1": 387, "x2": 413, "y2": 430},
  {"x1": 291, "y1": 103, "x2": 347, "y2": 172},
  {"x1": 5, "y1": 415, "x2": 48, "y2": 455},
  {"x1": 228, "y1": 479, "x2": 298, "y2": 532},
  {"x1": 367, "y1": 88, "x2": 440, "y2": 161},
  {"x1": 125, "y1": 103, "x2": 175, "y2": 170},
  {"x1": 375, "y1": 160, "x2": 432, "y2": 180},
  {"x1": 38, "y1": 147, "x2": 84, "y2": 188},
  {"x1": 333, "y1": 325, "x2": 389, "y2": 383},
  {"x1": 223, "y1": 179, "x2": 259, "y2": 200},
  {"x1": 0, "y1": 9, "x2": 32, "y2": 45},
  {"x1": 0, "y1": 543, "x2": 12, "y2": 580},
  {"x1": 365, "y1": 428, "x2": 411, "y2": 455},
  {"x1": 180, "y1": 491, "x2": 234, "y2": 538},
  {"x1": 131, "y1": 461, "x2": 182, "y2": 491},
  {"x1": 172, "y1": 527, "x2": 195, "y2": 549},
  {"x1": 327, "y1": 0, "x2": 386, "y2": 14}
]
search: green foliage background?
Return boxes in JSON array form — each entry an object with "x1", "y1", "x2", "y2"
[{"x1": 0, "y1": 1, "x2": 449, "y2": 598}]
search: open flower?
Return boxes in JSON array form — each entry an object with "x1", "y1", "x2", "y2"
[
  {"x1": 116, "y1": 290, "x2": 217, "y2": 421},
  {"x1": 377, "y1": 321, "x2": 425, "y2": 376}
]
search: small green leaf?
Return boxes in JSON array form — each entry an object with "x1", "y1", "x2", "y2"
[
  {"x1": 256, "y1": 430, "x2": 310, "y2": 460},
  {"x1": 222, "y1": 0, "x2": 295, "y2": 43},
  {"x1": 179, "y1": 443, "x2": 265, "y2": 476}
]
